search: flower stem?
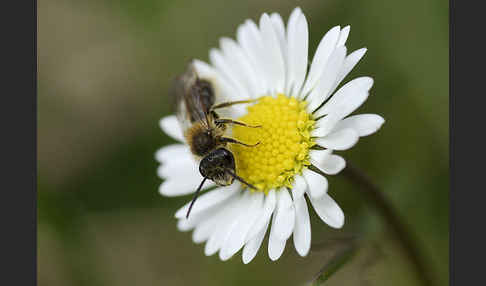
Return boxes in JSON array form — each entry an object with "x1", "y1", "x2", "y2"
[
  {"x1": 341, "y1": 163, "x2": 437, "y2": 286},
  {"x1": 310, "y1": 244, "x2": 358, "y2": 285}
]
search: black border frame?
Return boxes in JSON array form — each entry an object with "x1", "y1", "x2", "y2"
[
  {"x1": 4, "y1": 0, "x2": 483, "y2": 285},
  {"x1": 450, "y1": 0, "x2": 486, "y2": 285},
  {"x1": 2, "y1": 0, "x2": 37, "y2": 284}
]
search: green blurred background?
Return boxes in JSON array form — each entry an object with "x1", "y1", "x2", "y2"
[{"x1": 38, "y1": 0, "x2": 448, "y2": 285}]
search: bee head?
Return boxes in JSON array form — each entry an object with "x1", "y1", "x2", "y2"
[{"x1": 199, "y1": 148, "x2": 235, "y2": 186}]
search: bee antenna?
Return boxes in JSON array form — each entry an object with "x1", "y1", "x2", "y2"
[
  {"x1": 225, "y1": 169, "x2": 258, "y2": 190},
  {"x1": 186, "y1": 177, "x2": 207, "y2": 219}
]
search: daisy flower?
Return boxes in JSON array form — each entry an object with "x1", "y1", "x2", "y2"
[{"x1": 156, "y1": 7, "x2": 384, "y2": 263}]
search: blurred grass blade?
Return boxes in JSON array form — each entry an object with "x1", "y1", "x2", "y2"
[{"x1": 309, "y1": 245, "x2": 358, "y2": 285}]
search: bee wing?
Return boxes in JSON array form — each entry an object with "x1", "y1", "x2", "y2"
[{"x1": 170, "y1": 64, "x2": 210, "y2": 136}]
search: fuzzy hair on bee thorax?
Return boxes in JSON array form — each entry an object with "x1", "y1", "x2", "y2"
[{"x1": 185, "y1": 121, "x2": 226, "y2": 157}]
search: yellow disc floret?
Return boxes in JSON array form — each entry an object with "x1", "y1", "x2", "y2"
[{"x1": 231, "y1": 94, "x2": 316, "y2": 194}]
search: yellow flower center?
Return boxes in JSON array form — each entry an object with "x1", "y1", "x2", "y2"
[{"x1": 231, "y1": 94, "x2": 316, "y2": 194}]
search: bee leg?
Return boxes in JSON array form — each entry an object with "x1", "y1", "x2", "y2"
[
  {"x1": 225, "y1": 168, "x2": 258, "y2": 190},
  {"x1": 210, "y1": 99, "x2": 257, "y2": 111},
  {"x1": 220, "y1": 137, "x2": 260, "y2": 147},
  {"x1": 214, "y1": 118, "x2": 261, "y2": 128}
]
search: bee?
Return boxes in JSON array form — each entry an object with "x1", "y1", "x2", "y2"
[{"x1": 171, "y1": 63, "x2": 260, "y2": 218}]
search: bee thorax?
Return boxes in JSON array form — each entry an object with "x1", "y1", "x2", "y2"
[{"x1": 190, "y1": 130, "x2": 217, "y2": 156}]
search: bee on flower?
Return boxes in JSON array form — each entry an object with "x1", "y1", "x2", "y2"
[{"x1": 156, "y1": 7, "x2": 384, "y2": 263}]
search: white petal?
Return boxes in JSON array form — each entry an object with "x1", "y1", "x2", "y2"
[
  {"x1": 192, "y1": 59, "x2": 236, "y2": 101},
  {"x1": 315, "y1": 76, "x2": 374, "y2": 118},
  {"x1": 242, "y1": 219, "x2": 269, "y2": 264},
  {"x1": 192, "y1": 214, "x2": 219, "y2": 244},
  {"x1": 156, "y1": 147, "x2": 200, "y2": 183},
  {"x1": 292, "y1": 195, "x2": 311, "y2": 257},
  {"x1": 336, "y1": 26, "x2": 350, "y2": 47},
  {"x1": 318, "y1": 154, "x2": 346, "y2": 175},
  {"x1": 174, "y1": 184, "x2": 239, "y2": 219},
  {"x1": 192, "y1": 194, "x2": 240, "y2": 244},
  {"x1": 159, "y1": 116, "x2": 184, "y2": 142},
  {"x1": 209, "y1": 48, "x2": 249, "y2": 100},
  {"x1": 219, "y1": 192, "x2": 264, "y2": 260},
  {"x1": 270, "y1": 13, "x2": 286, "y2": 60},
  {"x1": 301, "y1": 26, "x2": 341, "y2": 96},
  {"x1": 268, "y1": 223, "x2": 287, "y2": 261},
  {"x1": 259, "y1": 13, "x2": 285, "y2": 93},
  {"x1": 292, "y1": 175, "x2": 307, "y2": 199},
  {"x1": 286, "y1": 7, "x2": 308, "y2": 97},
  {"x1": 192, "y1": 59, "x2": 245, "y2": 116},
  {"x1": 308, "y1": 148, "x2": 332, "y2": 161},
  {"x1": 177, "y1": 217, "x2": 198, "y2": 232},
  {"x1": 315, "y1": 128, "x2": 359, "y2": 150},
  {"x1": 271, "y1": 189, "x2": 295, "y2": 241},
  {"x1": 155, "y1": 144, "x2": 189, "y2": 163},
  {"x1": 302, "y1": 168, "x2": 328, "y2": 199},
  {"x1": 204, "y1": 194, "x2": 245, "y2": 256},
  {"x1": 177, "y1": 204, "x2": 219, "y2": 232},
  {"x1": 309, "y1": 150, "x2": 346, "y2": 175},
  {"x1": 313, "y1": 111, "x2": 346, "y2": 137},
  {"x1": 333, "y1": 114, "x2": 385, "y2": 137},
  {"x1": 157, "y1": 154, "x2": 196, "y2": 179},
  {"x1": 218, "y1": 192, "x2": 254, "y2": 260},
  {"x1": 245, "y1": 189, "x2": 277, "y2": 241},
  {"x1": 158, "y1": 176, "x2": 215, "y2": 197},
  {"x1": 236, "y1": 21, "x2": 268, "y2": 94},
  {"x1": 335, "y1": 48, "x2": 367, "y2": 87},
  {"x1": 268, "y1": 238, "x2": 286, "y2": 261},
  {"x1": 309, "y1": 193, "x2": 345, "y2": 229},
  {"x1": 219, "y1": 38, "x2": 260, "y2": 97},
  {"x1": 322, "y1": 47, "x2": 368, "y2": 107},
  {"x1": 324, "y1": 49, "x2": 368, "y2": 107},
  {"x1": 306, "y1": 46, "x2": 347, "y2": 112}
]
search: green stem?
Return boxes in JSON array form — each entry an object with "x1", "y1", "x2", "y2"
[
  {"x1": 310, "y1": 244, "x2": 358, "y2": 285},
  {"x1": 341, "y1": 163, "x2": 437, "y2": 286}
]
